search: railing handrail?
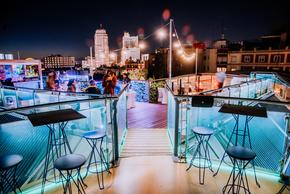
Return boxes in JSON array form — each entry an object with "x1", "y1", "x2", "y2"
[
  {"x1": 165, "y1": 83, "x2": 290, "y2": 107},
  {"x1": 170, "y1": 72, "x2": 249, "y2": 80},
  {"x1": 199, "y1": 78, "x2": 266, "y2": 95},
  {"x1": 0, "y1": 96, "x2": 117, "y2": 116},
  {"x1": 0, "y1": 83, "x2": 128, "y2": 98},
  {"x1": 251, "y1": 71, "x2": 290, "y2": 87},
  {"x1": 0, "y1": 84, "x2": 129, "y2": 115}
]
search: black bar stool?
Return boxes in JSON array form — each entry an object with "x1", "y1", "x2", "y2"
[
  {"x1": 186, "y1": 127, "x2": 214, "y2": 184},
  {"x1": 83, "y1": 130, "x2": 110, "y2": 190},
  {"x1": 222, "y1": 146, "x2": 256, "y2": 194},
  {"x1": 54, "y1": 154, "x2": 87, "y2": 194},
  {"x1": 0, "y1": 154, "x2": 23, "y2": 194}
]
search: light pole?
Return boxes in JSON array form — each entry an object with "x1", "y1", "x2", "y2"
[
  {"x1": 169, "y1": 18, "x2": 173, "y2": 80},
  {"x1": 89, "y1": 46, "x2": 93, "y2": 76},
  {"x1": 195, "y1": 47, "x2": 198, "y2": 76}
]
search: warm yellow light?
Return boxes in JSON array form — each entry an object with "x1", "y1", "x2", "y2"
[
  {"x1": 157, "y1": 29, "x2": 167, "y2": 40},
  {"x1": 182, "y1": 53, "x2": 195, "y2": 61},
  {"x1": 110, "y1": 52, "x2": 116, "y2": 59},
  {"x1": 139, "y1": 42, "x2": 146, "y2": 50},
  {"x1": 173, "y1": 41, "x2": 181, "y2": 48},
  {"x1": 177, "y1": 49, "x2": 183, "y2": 55}
]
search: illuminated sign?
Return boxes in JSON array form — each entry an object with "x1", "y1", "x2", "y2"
[
  {"x1": 25, "y1": 64, "x2": 39, "y2": 77},
  {"x1": 12, "y1": 64, "x2": 25, "y2": 81},
  {"x1": 0, "y1": 65, "x2": 12, "y2": 80}
]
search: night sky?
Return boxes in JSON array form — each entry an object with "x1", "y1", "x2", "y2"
[{"x1": 1, "y1": 0, "x2": 290, "y2": 59}]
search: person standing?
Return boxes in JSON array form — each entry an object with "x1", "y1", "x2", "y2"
[
  {"x1": 111, "y1": 72, "x2": 117, "y2": 95},
  {"x1": 122, "y1": 73, "x2": 131, "y2": 84},
  {"x1": 102, "y1": 70, "x2": 117, "y2": 95},
  {"x1": 67, "y1": 79, "x2": 77, "y2": 93},
  {"x1": 84, "y1": 79, "x2": 101, "y2": 94},
  {"x1": 46, "y1": 71, "x2": 56, "y2": 90},
  {"x1": 215, "y1": 72, "x2": 226, "y2": 89}
]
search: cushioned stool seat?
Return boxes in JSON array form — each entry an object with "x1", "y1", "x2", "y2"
[
  {"x1": 0, "y1": 154, "x2": 23, "y2": 194},
  {"x1": 54, "y1": 154, "x2": 87, "y2": 194}
]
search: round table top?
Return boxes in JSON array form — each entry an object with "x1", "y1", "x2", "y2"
[
  {"x1": 83, "y1": 130, "x2": 106, "y2": 139},
  {"x1": 192, "y1": 127, "x2": 214, "y2": 136},
  {"x1": 54, "y1": 154, "x2": 86, "y2": 170},
  {"x1": 0, "y1": 154, "x2": 23, "y2": 170},
  {"x1": 226, "y1": 146, "x2": 256, "y2": 161}
]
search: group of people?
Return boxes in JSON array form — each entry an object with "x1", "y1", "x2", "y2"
[{"x1": 45, "y1": 70, "x2": 130, "y2": 96}]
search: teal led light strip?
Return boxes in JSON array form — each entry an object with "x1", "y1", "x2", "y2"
[
  {"x1": 22, "y1": 166, "x2": 106, "y2": 193},
  {"x1": 186, "y1": 158, "x2": 280, "y2": 182}
]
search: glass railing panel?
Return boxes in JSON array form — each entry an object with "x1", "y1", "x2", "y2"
[
  {"x1": 183, "y1": 97, "x2": 288, "y2": 173},
  {"x1": 167, "y1": 90, "x2": 176, "y2": 148},
  {"x1": 0, "y1": 96, "x2": 119, "y2": 193},
  {"x1": 117, "y1": 89, "x2": 127, "y2": 153},
  {"x1": 1, "y1": 88, "x2": 18, "y2": 108},
  {"x1": 34, "y1": 91, "x2": 59, "y2": 105}
]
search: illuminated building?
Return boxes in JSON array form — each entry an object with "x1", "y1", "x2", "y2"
[
  {"x1": 227, "y1": 47, "x2": 290, "y2": 72},
  {"x1": 0, "y1": 53, "x2": 14, "y2": 60},
  {"x1": 121, "y1": 32, "x2": 140, "y2": 64},
  {"x1": 82, "y1": 56, "x2": 96, "y2": 69},
  {"x1": 42, "y1": 55, "x2": 75, "y2": 69},
  {"x1": 94, "y1": 27, "x2": 110, "y2": 67}
]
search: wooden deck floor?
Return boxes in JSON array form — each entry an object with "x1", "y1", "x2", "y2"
[
  {"x1": 128, "y1": 102, "x2": 167, "y2": 129},
  {"x1": 120, "y1": 128, "x2": 172, "y2": 158}
]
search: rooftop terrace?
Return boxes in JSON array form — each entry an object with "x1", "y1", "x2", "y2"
[{"x1": 0, "y1": 72, "x2": 289, "y2": 194}]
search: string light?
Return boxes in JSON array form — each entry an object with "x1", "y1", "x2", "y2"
[
  {"x1": 172, "y1": 21, "x2": 196, "y2": 61},
  {"x1": 109, "y1": 20, "x2": 195, "y2": 62},
  {"x1": 139, "y1": 41, "x2": 146, "y2": 50},
  {"x1": 157, "y1": 28, "x2": 167, "y2": 40},
  {"x1": 173, "y1": 41, "x2": 181, "y2": 48}
]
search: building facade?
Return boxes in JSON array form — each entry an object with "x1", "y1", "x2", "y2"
[
  {"x1": 95, "y1": 28, "x2": 109, "y2": 67},
  {"x1": 42, "y1": 55, "x2": 75, "y2": 69},
  {"x1": 81, "y1": 56, "x2": 95, "y2": 69},
  {"x1": 147, "y1": 48, "x2": 168, "y2": 79},
  {"x1": 203, "y1": 48, "x2": 217, "y2": 73},
  {"x1": 0, "y1": 53, "x2": 14, "y2": 60},
  {"x1": 121, "y1": 32, "x2": 140, "y2": 64},
  {"x1": 227, "y1": 47, "x2": 290, "y2": 72}
]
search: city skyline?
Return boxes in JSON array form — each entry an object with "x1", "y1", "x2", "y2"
[{"x1": 1, "y1": 0, "x2": 290, "y2": 58}]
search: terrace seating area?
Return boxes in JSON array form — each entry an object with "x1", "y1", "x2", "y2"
[{"x1": 0, "y1": 72, "x2": 289, "y2": 194}]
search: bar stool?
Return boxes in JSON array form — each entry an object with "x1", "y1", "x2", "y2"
[
  {"x1": 222, "y1": 146, "x2": 256, "y2": 194},
  {"x1": 186, "y1": 127, "x2": 214, "y2": 184},
  {"x1": 0, "y1": 154, "x2": 23, "y2": 194},
  {"x1": 83, "y1": 130, "x2": 110, "y2": 190},
  {"x1": 54, "y1": 154, "x2": 87, "y2": 194}
]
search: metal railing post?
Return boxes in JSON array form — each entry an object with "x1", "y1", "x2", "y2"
[
  {"x1": 281, "y1": 114, "x2": 290, "y2": 173},
  {"x1": 112, "y1": 99, "x2": 119, "y2": 165},
  {"x1": 174, "y1": 99, "x2": 180, "y2": 157}
]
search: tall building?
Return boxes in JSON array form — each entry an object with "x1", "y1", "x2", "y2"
[
  {"x1": 94, "y1": 27, "x2": 109, "y2": 67},
  {"x1": 121, "y1": 32, "x2": 140, "y2": 64},
  {"x1": 42, "y1": 55, "x2": 75, "y2": 69}
]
